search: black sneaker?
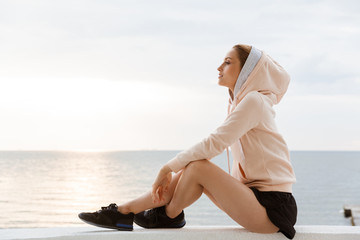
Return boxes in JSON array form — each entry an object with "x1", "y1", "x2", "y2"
[
  {"x1": 78, "y1": 203, "x2": 134, "y2": 231},
  {"x1": 134, "y1": 206, "x2": 186, "y2": 228}
]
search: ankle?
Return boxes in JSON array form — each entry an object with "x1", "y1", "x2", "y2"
[
  {"x1": 117, "y1": 205, "x2": 132, "y2": 214},
  {"x1": 165, "y1": 205, "x2": 180, "y2": 219}
]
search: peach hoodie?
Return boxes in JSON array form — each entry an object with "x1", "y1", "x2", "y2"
[{"x1": 167, "y1": 47, "x2": 296, "y2": 193}]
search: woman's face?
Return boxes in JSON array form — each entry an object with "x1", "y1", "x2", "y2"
[{"x1": 217, "y1": 48, "x2": 241, "y2": 93}]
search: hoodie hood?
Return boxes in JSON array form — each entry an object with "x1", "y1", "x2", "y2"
[
  {"x1": 232, "y1": 47, "x2": 290, "y2": 105},
  {"x1": 233, "y1": 47, "x2": 262, "y2": 97}
]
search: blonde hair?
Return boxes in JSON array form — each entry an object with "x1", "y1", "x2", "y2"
[{"x1": 232, "y1": 44, "x2": 251, "y2": 68}]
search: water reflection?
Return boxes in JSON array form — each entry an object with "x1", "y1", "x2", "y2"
[{"x1": 0, "y1": 151, "x2": 169, "y2": 228}]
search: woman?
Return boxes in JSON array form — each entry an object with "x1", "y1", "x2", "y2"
[{"x1": 79, "y1": 44, "x2": 297, "y2": 239}]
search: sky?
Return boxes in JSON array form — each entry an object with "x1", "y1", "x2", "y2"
[{"x1": 0, "y1": 0, "x2": 359, "y2": 151}]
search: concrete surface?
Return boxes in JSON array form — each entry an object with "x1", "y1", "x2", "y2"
[{"x1": 1, "y1": 225, "x2": 360, "y2": 240}]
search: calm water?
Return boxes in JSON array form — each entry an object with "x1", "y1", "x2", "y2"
[{"x1": 0, "y1": 151, "x2": 359, "y2": 228}]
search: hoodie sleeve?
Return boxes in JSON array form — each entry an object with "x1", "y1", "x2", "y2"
[{"x1": 167, "y1": 91, "x2": 264, "y2": 172}]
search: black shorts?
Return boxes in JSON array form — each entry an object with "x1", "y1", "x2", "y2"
[{"x1": 250, "y1": 187, "x2": 297, "y2": 239}]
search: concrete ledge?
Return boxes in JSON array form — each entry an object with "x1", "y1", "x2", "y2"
[{"x1": 1, "y1": 226, "x2": 360, "y2": 240}]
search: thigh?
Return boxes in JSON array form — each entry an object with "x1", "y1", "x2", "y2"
[
  {"x1": 192, "y1": 160, "x2": 278, "y2": 233},
  {"x1": 203, "y1": 189, "x2": 224, "y2": 212}
]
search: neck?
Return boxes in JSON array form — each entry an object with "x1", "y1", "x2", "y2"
[{"x1": 228, "y1": 88, "x2": 234, "y2": 100}]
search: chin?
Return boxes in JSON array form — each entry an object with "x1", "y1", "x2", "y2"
[{"x1": 217, "y1": 80, "x2": 227, "y2": 88}]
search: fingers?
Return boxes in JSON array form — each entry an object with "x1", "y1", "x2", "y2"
[
  {"x1": 152, "y1": 186, "x2": 168, "y2": 204},
  {"x1": 152, "y1": 186, "x2": 162, "y2": 203},
  {"x1": 151, "y1": 166, "x2": 173, "y2": 204},
  {"x1": 157, "y1": 187, "x2": 163, "y2": 202},
  {"x1": 151, "y1": 186, "x2": 159, "y2": 203}
]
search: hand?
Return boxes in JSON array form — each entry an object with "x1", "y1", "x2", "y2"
[{"x1": 152, "y1": 165, "x2": 172, "y2": 204}]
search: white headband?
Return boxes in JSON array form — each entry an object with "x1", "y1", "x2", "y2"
[{"x1": 233, "y1": 46, "x2": 262, "y2": 97}]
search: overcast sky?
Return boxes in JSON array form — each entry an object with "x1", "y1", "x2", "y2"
[{"x1": 0, "y1": 0, "x2": 359, "y2": 151}]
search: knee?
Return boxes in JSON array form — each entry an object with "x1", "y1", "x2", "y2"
[{"x1": 184, "y1": 159, "x2": 209, "y2": 174}]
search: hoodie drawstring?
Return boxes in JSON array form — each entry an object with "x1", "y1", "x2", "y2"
[{"x1": 226, "y1": 147, "x2": 230, "y2": 174}]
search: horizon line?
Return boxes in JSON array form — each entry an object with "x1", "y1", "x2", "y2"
[{"x1": 0, "y1": 149, "x2": 360, "y2": 152}]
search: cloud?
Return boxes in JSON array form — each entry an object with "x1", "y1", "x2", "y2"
[
  {"x1": 1, "y1": 0, "x2": 360, "y2": 150},
  {"x1": 2, "y1": 0, "x2": 359, "y2": 86}
]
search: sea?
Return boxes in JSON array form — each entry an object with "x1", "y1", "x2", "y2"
[{"x1": 0, "y1": 150, "x2": 359, "y2": 229}]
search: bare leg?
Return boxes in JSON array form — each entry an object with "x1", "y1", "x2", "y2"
[
  {"x1": 166, "y1": 160, "x2": 279, "y2": 234},
  {"x1": 203, "y1": 189, "x2": 224, "y2": 211},
  {"x1": 118, "y1": 170, "x2": 183, "y2": 214}
]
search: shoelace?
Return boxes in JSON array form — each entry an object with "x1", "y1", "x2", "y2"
[{"x1": 98, "y1": 203, "x2": 117, "y2": 213}]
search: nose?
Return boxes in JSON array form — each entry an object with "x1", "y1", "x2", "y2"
[{"x1": 217, "y1": 64, "x2": 223, "y2": 72}]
